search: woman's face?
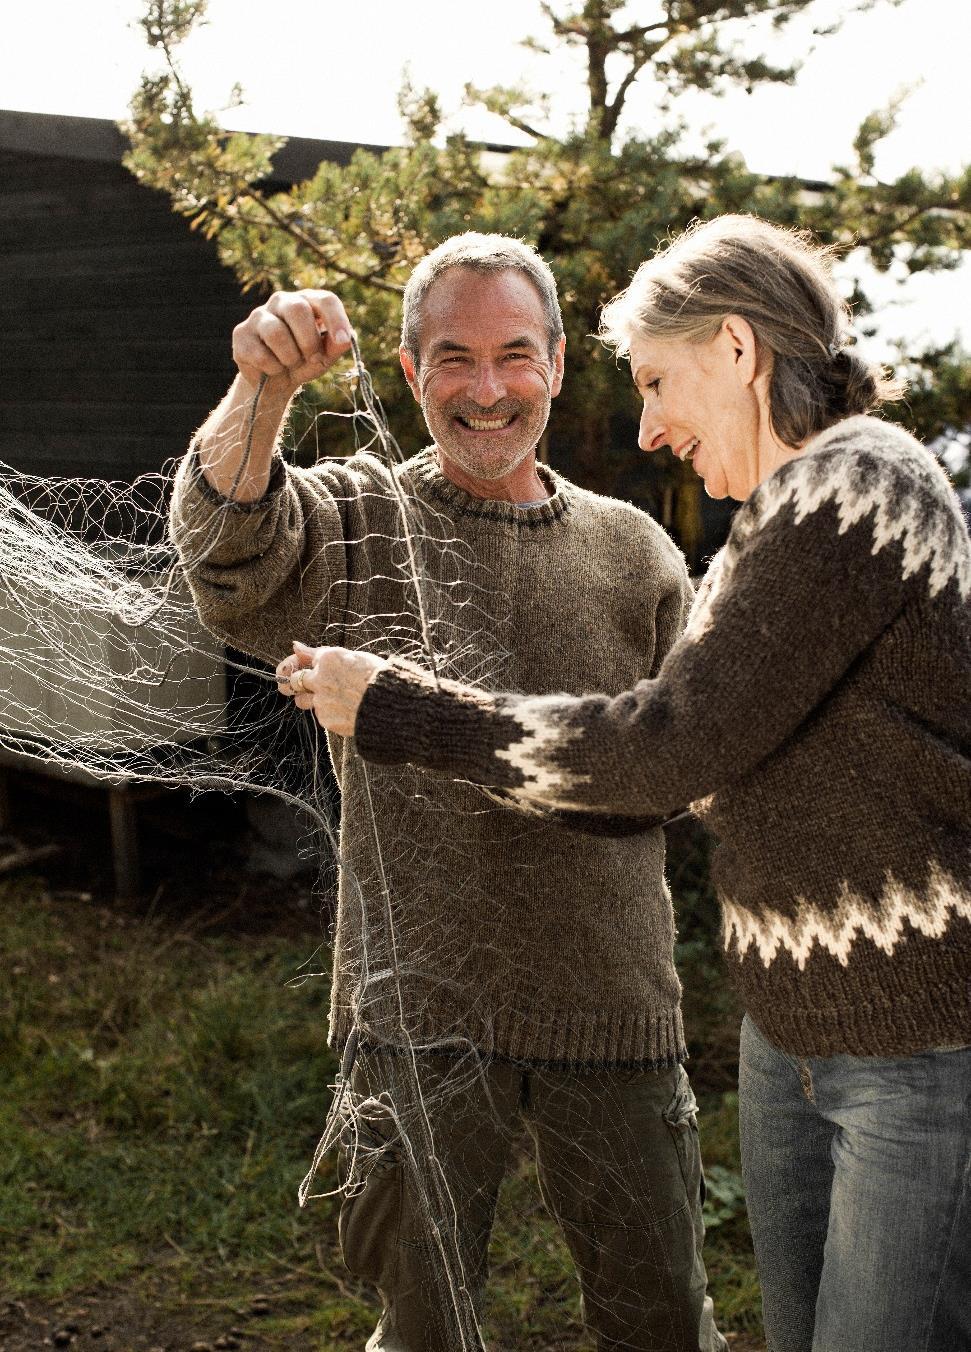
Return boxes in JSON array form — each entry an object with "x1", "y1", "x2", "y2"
[{"x1": 629, "y1": 321, "x2": 763, "y2": 501}]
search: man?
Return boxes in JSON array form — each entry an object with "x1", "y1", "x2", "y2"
[{"x1": 170, "y1": 234, "x2": 724, "y2": 1351}]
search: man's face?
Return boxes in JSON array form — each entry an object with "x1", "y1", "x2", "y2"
[{"x1": 400, "y1": 268, "x2": 565, "y2": 482}]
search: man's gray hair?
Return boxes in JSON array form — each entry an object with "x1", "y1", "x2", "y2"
[{"x1": 401, "y1": 232, "x2": 564, "y2": 367}]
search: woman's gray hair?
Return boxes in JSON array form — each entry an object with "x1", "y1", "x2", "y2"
[
  {"x1": 401, "y1": 232, "x2": 564, "y2": 368},
  {"x1": 600, "y1": 215, "x2": 904, "y2": 446}
]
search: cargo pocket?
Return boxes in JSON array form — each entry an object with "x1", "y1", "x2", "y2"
[
  {"x1": 662, "y1": 1064, "x2": 705, "y2": 1208},
  {"x1": 337, "y1": 1093, "x2": 405, "y2": 1287}
]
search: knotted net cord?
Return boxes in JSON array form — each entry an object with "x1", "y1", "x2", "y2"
[
  {"x1": 0, "y1": 346, "x2": 509, "y2": 1348},
  {"x1": 0, "y1": 342, "x2": 688, "y2": 1349}
]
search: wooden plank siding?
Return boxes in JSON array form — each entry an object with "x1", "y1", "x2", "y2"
[
  {"x1": 0, "y1": 109, "x2": 388, "y2": 485},
  {"x1": 0, "y1": 147, "x2": 251, "y2": 482}
]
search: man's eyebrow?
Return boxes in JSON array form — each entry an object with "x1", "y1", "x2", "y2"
[
  {"x1": 426, "y1": 335, "x2": 544, "y2": 357},
  {"x1": 427, "y1": 339, "x2": 471, "y2": 358}
]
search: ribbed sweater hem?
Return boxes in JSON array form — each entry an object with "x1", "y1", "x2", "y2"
[
  {"x1": 328, "y1": 1002, "x2": 687, "y2": 1071},
  {"x1": 734, "y1": 970, "x2": 971, "y2": 1059}
]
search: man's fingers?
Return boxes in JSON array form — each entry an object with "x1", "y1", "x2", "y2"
[
  {"x1": 267, "y1": 294, "x2": 330, "y2": 366},
  {"x1": 234, "y1": 291, "x2": 353, "y2": 390},
  {"x1": 254, "y1": 313, "x2": 307, "y2": 371},
  {"x1": 296, "y1": 292, "x2": 354, "y2": 363},
  {"x1": 299, "y1": 291, "x2": 353, "y2": 341},
  {"x1": 233, "y1": 326, "x2": 289, "y2": 379}
]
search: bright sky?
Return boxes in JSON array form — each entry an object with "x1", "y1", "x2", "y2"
[{"x1": 4, "y1": 0, "x2": 970, "y2": 356}]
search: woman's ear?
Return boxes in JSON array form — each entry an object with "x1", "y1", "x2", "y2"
[{"x1": 721, "y1": 314, "x2": 759, "y2": 387}]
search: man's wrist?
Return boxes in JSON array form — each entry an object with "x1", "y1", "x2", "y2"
[{"x1": 234, "y1": 369, "x2": 297, "y2": 413}]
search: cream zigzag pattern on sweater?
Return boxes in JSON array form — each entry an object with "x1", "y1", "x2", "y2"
[
  {"x1": 755, "y1": 418, "x2": 971, "y2": 599},
  {"x1": 684, "y1": 419, "x2": 971, "y2": 645},
  {"x1": 493, "y1": 695, "x2": 591, "y2": 805},
  {"x1": 722, "y1": 864, "x2": 971, "y2": 970}
]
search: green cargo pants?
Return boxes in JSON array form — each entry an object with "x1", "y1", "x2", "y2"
[{"x1": 337, "y1": 1047, "x2": 726, "y2": 1352}]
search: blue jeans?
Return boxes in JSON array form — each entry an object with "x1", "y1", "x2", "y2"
[{"x1": 738, "y1": 1014, "x2": 971, "y2": 1352}]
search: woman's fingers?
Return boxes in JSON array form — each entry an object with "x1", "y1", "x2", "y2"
[
  {"x1": 274, "y1": 645, "x2": 386, "y2": 735},
  {"x1": 275, "y1": 653, "x2": 300, "y2": 685}
]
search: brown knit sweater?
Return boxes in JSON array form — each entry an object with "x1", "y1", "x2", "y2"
[
  {"x1": 356, "y1": 418, "x2": 971, "y2": 1058},
  {"x1": 170, "y1": 445, "x2": 694, "y2": 1067}
]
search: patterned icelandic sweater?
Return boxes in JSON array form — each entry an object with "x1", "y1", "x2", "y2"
[
  {"x1": 356, "y1": 418, "x2": 971, "y2": 1058},
  {"x1": 170, "y1": 446, "x2": 694, "y2": 1067}
]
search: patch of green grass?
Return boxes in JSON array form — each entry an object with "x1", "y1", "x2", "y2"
[
  {"x1": 0, "y1": 873, "x2": 763, "y2": 1346},
  {"x1": 697, "y1": 1092, "x2": 764, "y2": 1336},
  {"x1": 0, "y1": 877, "x2": 342, "y2": 1304},
  {"x1": 666, "y1": 820, "x2": 765, "y2": 1337}
]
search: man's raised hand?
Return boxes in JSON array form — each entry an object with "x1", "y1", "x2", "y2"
[{"x1": 232, "y1": 289, "x2": 355, "y2": 393}]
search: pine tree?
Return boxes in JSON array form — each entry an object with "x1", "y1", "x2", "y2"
[{"x1": 125, "y1": 0, "x2": 971, "y2": 562}]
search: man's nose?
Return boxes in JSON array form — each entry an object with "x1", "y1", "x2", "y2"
[{"x1": 467, "y1": 362, "x2": 506, "y2": 407}]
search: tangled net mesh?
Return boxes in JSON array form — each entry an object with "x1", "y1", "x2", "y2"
[{"x1": 0, "y1": 344, "x2": 683, "y2": 1348}]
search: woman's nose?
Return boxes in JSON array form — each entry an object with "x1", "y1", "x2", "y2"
[{"x1": 638, "y1": 403, "x2": 666, "y2": 452}]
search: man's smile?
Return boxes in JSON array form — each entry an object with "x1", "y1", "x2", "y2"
[{"x1": 455, "y1": 412, "x2": 518, "y2": 432}]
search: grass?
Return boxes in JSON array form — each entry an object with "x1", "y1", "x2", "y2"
[{"x1": 0, "y1": 832, "x2": 763, "y2": 1350}]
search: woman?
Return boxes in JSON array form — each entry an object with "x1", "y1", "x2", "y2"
[{"x1": 278, "y1": 215, "x2": 971, "y2": 1352}]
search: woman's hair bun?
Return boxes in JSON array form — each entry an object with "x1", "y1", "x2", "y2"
[{"x1": 828, "y1": 348, "x2": 896, "y2": 419}]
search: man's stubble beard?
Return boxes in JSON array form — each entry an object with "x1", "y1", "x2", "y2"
[{"x1": 421, "y1": 390, "x2": 553, "y2": 482}]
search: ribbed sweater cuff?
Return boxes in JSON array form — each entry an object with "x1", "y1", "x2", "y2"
[
  {"x1": 329, "y1": 1003, "x2": 688, "y2": 1071},
  {"x1": 183, "y1": 448, "x2": 287, "y2": 514},
  {"x1": 355, "y1": 658, "x2": 461, "y2": 768}
]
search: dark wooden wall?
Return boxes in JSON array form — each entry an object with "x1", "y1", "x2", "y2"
[{"x1": 0, "y1": 146, "x2": 253, "y2": 483}]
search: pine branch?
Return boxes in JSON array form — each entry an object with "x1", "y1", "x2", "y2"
[
  {"x1": 501, "y1": 111, "x2": 549, "y2": 141},
  {"x1": 238, "y1": 191, "x2": 405, "y2": 294}
]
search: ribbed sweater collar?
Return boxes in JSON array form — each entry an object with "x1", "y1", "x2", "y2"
[{"x1": 402, "y1": 447, "x2": 572, "y2": 529}]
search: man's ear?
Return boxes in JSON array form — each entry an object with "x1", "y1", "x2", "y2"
[
  {"x1": 721, "y1": 315, "x2": 759, "y2": 388},
  {"x1": 550, "y1": 334, "x2": 566, "y2": 398},
  {"x1": 399, "y1": 345, "x2": 422, "y2": 403}
]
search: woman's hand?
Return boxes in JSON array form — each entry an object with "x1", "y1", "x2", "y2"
[{"x1": 276, "y1": 641, "x2": 387, "y2": 736}]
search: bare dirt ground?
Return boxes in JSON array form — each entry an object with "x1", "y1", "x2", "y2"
[
  {"x1": 0, "y1": 1288, "x2": 767, "y2": 1352},
  {"x1": 2, "y1": 1277, "x2": 298, "y2": 1352}
]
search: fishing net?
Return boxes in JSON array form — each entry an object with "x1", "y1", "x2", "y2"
[{"x1": 0, "y1": 344, "x2": 696, "y2": 1350}]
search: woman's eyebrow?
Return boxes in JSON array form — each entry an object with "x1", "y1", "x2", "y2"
[{"x1": 632, "y1": 363, "x2": 654, "y2": 388}]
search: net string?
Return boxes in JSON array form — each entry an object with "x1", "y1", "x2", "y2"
[
  {"x1": 265, "y1": 345, "x2": 480, "y2": 1344},
  {"x1": 0, "y1": 335, "x2": 661, "y2": 1348}
]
